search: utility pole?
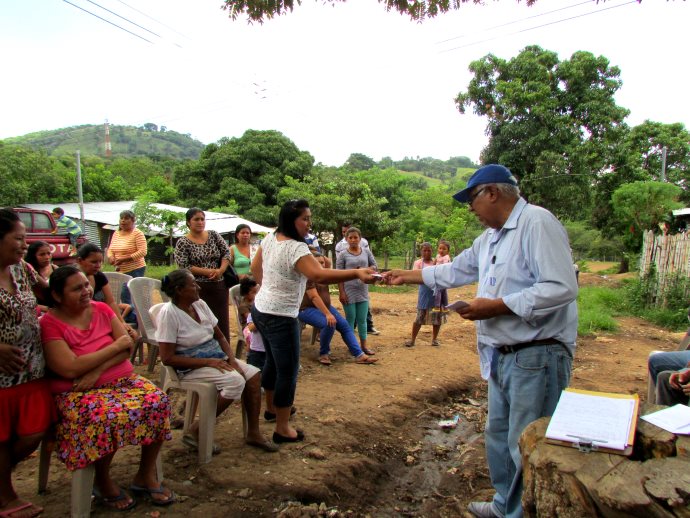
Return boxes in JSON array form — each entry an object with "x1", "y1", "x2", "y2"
[
  {"x1": 76, "y1": 150, "x2": 85, "y2": 232},
  {"x1": 104, "y1": 119, "x2": 112, "y2": 158},
  {"x1": 660, "y1": 146, "x2": 667, "y2": 181}
]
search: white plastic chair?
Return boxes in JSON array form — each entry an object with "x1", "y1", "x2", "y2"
[
  {"x1": 103, "y1": 271, "x2": 132, "y2": 305},
  {"x1": 128, "y1": 277, "x2": 165, "y2": 374},
  {"x1": 148, "y1": 299, "x2": 246, "y2": 465},
  {"x1": 38, "y1": 440, "x2": 162, "y2": 518}
]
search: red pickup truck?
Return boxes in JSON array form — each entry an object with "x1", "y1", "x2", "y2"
[{"x1": 13, "y1": 208, "x2": 87, "y2": 265}]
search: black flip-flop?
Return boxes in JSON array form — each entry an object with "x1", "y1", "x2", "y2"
[{"x1": 272, "y1": 429, "x2": 305, "y2": 443}]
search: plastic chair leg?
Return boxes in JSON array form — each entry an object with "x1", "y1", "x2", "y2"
[
  {"x1": 37, "y1": 438, "x2": 54, "y2": 494},
  {"x1": 71, "y1": 464, "x2": 95, "y2": 518},
  {"x1": 197, "y1": 388, "x2": 217, "y2": 464},
  {"x1": 146, "y1": 344, "x2": 158, "y2": 373}
]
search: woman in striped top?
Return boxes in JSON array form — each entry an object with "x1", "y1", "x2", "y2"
[{"x1": 107, "y1": 210, "x2": 147, "y2": 304}]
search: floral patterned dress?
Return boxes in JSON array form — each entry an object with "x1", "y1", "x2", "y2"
[{"x1": 40, "y1": 302, "x2": 171, "y2": 471}]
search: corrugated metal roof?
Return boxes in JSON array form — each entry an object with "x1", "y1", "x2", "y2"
[
  {"x1": 21, "y1": 201, "x2": 275, "y2": 237},
  {"x1": 673, "y1": 208, "x2": 690, "y2": 217}
]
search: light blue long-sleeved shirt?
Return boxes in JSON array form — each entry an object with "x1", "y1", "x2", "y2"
[{"x1": 422, "y1": 198, "x2": 578, "y2": 379}]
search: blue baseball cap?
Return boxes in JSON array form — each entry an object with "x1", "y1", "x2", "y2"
[{"x1": 453, "y1": 164, "x2": 518, "y2": 203}]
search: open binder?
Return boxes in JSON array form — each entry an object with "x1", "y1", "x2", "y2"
[{"x1": 545, "y1": 388, "x2": 639, "y2": 456}]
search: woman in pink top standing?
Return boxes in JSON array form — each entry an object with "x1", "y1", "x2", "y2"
[
  {"x1": 40, "y1": 266, "x2": 174, "y2": 511},
  {"x1": 106, "y1": 210, "x2": 147, "y2": 305}
]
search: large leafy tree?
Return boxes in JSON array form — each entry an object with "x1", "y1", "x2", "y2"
[
  {"x1": 456, "y1": 46, "x2": 630, "y2": 220},
  {"x1": 174, "y1": 130, "x2": 314, "y2": 225},
  {"x1": 611, "y1": 180, "x2": 683, "y2": 254},
  {"x1": 222, "y1": 0, "x2": 541, "y2": 22}
]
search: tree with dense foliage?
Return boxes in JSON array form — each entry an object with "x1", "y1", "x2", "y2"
[
  {"x1": 344, "y1": 153, "x2": 376, "y2": 171},
  {"x1": 456, "y1": 46, "x2": 629, "y2": 220},
  {"x1": 612, "y1": 181, "x2": 683, "y2": 248},
  {"x1": 221, "y1": 0, "x2": 541, "y2": 22},
  {"x1": 174, "y1": 130, "x2": 314, "y2": 226}
]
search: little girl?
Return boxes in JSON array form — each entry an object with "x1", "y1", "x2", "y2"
[
  {"x1": 405, "y1": 242, "x2": 446, "y2": 347},
  {"x1": 434, "y1": 240, "x2": 451, "y2": 311}
]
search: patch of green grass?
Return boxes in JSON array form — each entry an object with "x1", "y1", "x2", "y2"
[
  {"x1": 576, "y1": 286, "x2": 623, "y2": 336},
  {"x1": 369, "y1": 284, "x2": 416, "y2": 294},
  {"x1": 102, "y1": 263, "x2": 173, "y2": 280}
]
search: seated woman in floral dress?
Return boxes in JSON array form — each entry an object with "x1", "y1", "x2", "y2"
[{"x1": 40, "y1": 266, "x2": 174, "y2": 511}]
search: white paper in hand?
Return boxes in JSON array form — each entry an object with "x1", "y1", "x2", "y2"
[{"x1": 445, "y1": 300, "x2": 469, "y2": 312}]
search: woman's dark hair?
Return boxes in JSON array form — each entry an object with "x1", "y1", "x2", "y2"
[
  {"x1": 277, "y1": 199, "x2": 309, "y2": 242},
  {"x1": 119, "y1": 210, "x2": 136, "y2": 221},
  {"x1": 239, "y1": 277, "x2": 258, "y2": 297},
  {"x1": 161, "y1": 269, "x2": 192, "y2": 299},
  {"x1": 185, "y1": 207, "x2": 204, "y2": 224},
  {"x1": 0, "y1": 208, "x2": 20, "y2": 240},
  {"x1": 234, "y1": 223, "x2": 251, "y2": 243},
  {"x1": 26, "y1": 241, "x2": 51, "y2": 270},
  {"x1": 46, "y1": 265, "x2": 82, "y2": 306},
  {"x1": 345, "y1": 226, "x2": 361, "y2": 238},
  {"x1": 77, "y1": 242, "x2": 103, "y2": 260}
]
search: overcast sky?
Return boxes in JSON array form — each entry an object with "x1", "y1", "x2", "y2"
[{"x1": 1, "y1": 0, "x2": 687, "y2": 166}]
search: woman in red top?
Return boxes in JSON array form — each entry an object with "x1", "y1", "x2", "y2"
[{"x1": 41, "y1": 266, "x2": 174, "y2": 511}]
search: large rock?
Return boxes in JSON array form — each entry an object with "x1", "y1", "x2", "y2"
[{"x1": 520, "y1": 405, "x2": 690, "y2": 517}]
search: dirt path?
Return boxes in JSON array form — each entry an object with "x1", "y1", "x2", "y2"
[{"x1": 16, "y1": 274, "x2": 686, "y2": 517}]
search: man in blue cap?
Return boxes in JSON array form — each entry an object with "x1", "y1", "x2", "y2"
[{"x1": 384, "y1": 164, "x2": 578, "y2": 518}]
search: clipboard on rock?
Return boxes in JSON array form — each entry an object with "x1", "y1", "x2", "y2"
[{"x1": 545, "y1": 388, "x2": 639, "y2": 456}]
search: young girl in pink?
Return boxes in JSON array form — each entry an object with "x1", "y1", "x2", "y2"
[
  {"x1": 404, "y1": 242, "x2": 446, "y2": 347},
  {"x1": 434, "y1": 240, "x2": 451, "y2": 310}
]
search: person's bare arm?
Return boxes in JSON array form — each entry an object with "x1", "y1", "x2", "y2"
[
  {"x1": 383, "y1": 269, "x2": 425, "y2": 285},
  {"x1": 295, "y1": 254, "x2": 374, "y2": 284},
  {"x1": 250, "y1": 246, "x2": 263, "y2": 285},
  {"x1": 307, "y1": 288, "x2": 336, "y2": 327}
]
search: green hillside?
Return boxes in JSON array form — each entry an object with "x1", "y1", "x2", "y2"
[{"x1": 5, "y1": 124, "x2": 205, "y2": 160}]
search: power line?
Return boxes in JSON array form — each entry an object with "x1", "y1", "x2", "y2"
[
  {"x1": 62, "y1": 0, "x2": 153, "y2": 44},
  {"x1": 83, "y1": 0, "x2": 161, "y2": 38},
  {"x1": 439, "y1": 0, "x2": 638, "y2": 54},
  {"x1": 114, "y1": 0, "x2": 190, "y2": 41},
  {"x1": 436, "y1": 0, "x2": 594, "y2": 45}
]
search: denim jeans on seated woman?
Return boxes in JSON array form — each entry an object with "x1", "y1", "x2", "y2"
[
  {"x1": 299, "y1": 306, "x2": 364, "y2": 358},
  {"x1": 250, "y1": 306, "x2": 301, "y2": 409}
]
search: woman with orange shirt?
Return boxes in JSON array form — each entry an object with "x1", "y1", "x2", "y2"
[{"x1": 107, "y1": 210, "x2": 147, "y2": 304}]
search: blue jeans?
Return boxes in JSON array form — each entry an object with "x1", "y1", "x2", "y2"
[
  {"x1": 648, "y1": 350, "x2": 690, "y2": 384},
  {"x1": 486, "y1": 343, "x2": 572, "y2": 518},
  {"x1": 298, "y1": 306, "x2": 364, "y2": 357},
  {"x1": 120, "y1": 266, "x2": 146, "y2": 305},
  {"x1": 250, "y1": 306, "x2": 301, "y2": 409}
]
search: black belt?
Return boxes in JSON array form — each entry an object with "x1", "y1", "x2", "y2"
[{"x1": 496, "y1": 338, "x2": 563, "y2": 355}]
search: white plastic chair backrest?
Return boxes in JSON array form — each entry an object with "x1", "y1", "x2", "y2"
[
  {"x1": 147, "y1": 302, "x2": 182, "y2": 384},
  {"x1": 127, "y1": 277, "x2": 169, "y2": 343},
  {"x1": 103, "y1": 271, "x2": 133, "y2": 305}
]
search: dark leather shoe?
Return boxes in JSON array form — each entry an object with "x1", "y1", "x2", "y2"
[{"x1": 272, "y1": 429, "x2": 305, "y2": 443}]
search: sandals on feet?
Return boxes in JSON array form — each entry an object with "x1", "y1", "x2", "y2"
[
  {"x1": 246, "y1": 438, "x2": 279, "y2": 452},
  {"x1": 272, "y1": 429, "x2": 305, "y2": 444},
  {"x1": 129, "y1": 484, "x2": 176, "y2": 506},
  {"x1": 0, "y1": 501, "x2": 44, "y2": 518},
  {"x1": 355, "y1": 355, "x2": 378, "y2": 365},
  {"x1": 431, "y1": 340, "x2": 441, "y2": 347},
  {"x1": 361, "y1": 347, "x2": 376, "y2": 355},
  {"x1": 93, "y1": 487, "x2": 137, "y2": 512},
  {"x1": 404, "y1": 340, "x2": 415, "y2": 348},
  {"x1": 318, "y1": 355, "x2": 332, "y2": 366}
]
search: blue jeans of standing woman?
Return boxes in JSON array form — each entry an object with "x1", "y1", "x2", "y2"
[
  {"x1": 343, "y1": 301, "x2": 368, "y2": 341},
  {"x1": 486, "y1": 343, "x2": 572, "y2": 518},
  {"x1": 298, "y1": 306, "x2": 364, "y2": 357},
  {"x1": 250, "y1": 306, "x2": 301, "y2": 409}
]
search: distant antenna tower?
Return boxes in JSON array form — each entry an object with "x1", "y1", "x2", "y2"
[{"x1": 104, "y1": 119, "x2": 112, "y2": 158}]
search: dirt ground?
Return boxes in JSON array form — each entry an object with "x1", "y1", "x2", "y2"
[{"x1": 14, "y1": 272, "x2": 687, "y2": 517}]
